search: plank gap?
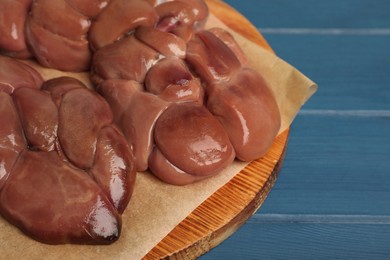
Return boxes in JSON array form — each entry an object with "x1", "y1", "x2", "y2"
[{"x1": 250, "y1": 214, "x2": 390, "y2": 224}]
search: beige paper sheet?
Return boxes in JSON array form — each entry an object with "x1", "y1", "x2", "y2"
[{"x1": 0, "y1": 14, "x2": 317, "y2": 260}]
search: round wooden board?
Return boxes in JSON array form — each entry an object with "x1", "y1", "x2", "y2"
[{"x1": 145, "y1": 0, "x2": 290, "y2": 259}]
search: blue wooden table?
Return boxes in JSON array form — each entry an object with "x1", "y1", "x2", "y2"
[{"x1": 201, "y1": 0, "x2": 390, "y2": 259}]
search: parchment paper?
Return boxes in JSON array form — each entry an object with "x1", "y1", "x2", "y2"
[{"x1": 0, "y1": 14, "x2": 317, "y2": 260}]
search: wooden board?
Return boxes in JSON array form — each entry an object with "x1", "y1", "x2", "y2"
[
  {"x1": 144, "y1": 1, "x2": 290, "y2": 259},
  {"x1": 0, "y1": 1, "x2": 290, "y2": 259}
]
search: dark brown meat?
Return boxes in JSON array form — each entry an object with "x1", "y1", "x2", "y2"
[
  {"x1": 148, "y1": 148, "x2": 206, "y2": 185},
  {"x1": 0, "y1": 92, "x2": 26, "y2": 191},
  {"x1": 0, "y1": 151, "x2": 121, "y2": 244},
  {"x1": 135, "y1": 26, "x2": 187, "y2": 58},
  {"x1": 144, "y1": 57, "x2": 204, "y2": 103},
  {"x1": 25, "y1": 0, "x2": 105, "y2": 71},
  {"x1": 65, "y1": 0, "x2": 111, "y2": 17},
  {"x1": 93, "y1": 14, "x2": 280, "y2": 182},
  {"x1": 150, "y1": 103, "x2": 235, "y2": 185},
  {"x1": 0, "y1": 0, "x2": 33, "y2": 58},
  {"x1": 156, "y1": 1, "x2": 195, "y2": 28},
  {"x1": 89, "y1": 0, "x2": 158, "y2": 51},
  {"x1": 90, "y1": 0, "x2": 209, "y2": 85},
  {"x1": 207, "y1": 69, "x2": 281, "y2": 161},
  {"x1": 0, "y1": 69, "x2": 136, "y2": 244},
  {"x1": 155, "y1": 0, "x2": 208, "y2": 41},
  {"x1": 57, "y1": 87, "x2": 113, "y2": 170},
  {"x1": 97, "y1": 79, "x2": 143, "y2": 123},
  {"x1": 25, "y1": 16, "x2": 91, "y2": 72},
  {"x1": 176, "y1": 0, "x2": 209, "y2": 29},
  {"x1": 30, "y1": 0, "x2": 90, "y2": 41},
  {"x1": 186, "y1": 30, "x2": 242, "y2": 84},
  {"x1": 0, "y1": 56, "x2": 43, "y2": 94},
  {"x1": 90, "y1": 125, "x2": 136, "y2": 213},
  {"x1": 97, "y1": 79, "x2": 169, "y2": 172},
  {"x1": 0, "y1": 0, "x2": 282, "y2": 245},
  {"x1": 13, "y1": 88, "x2": 58, "y2": 152},
  {"x1": 119, "y1": 90, "x2": 169, "y2": 171},
  {"x1": 47, "y1": 77, "x2": 136, "y2": 214},
  {"x1": 91, "y1": 35, "x2": 160, "y2": 85},
  {"x1": 0, "y1": 0, "x2": 208, "y2": 72},
  {"x1": 41, "y1": 76, "x2": 86, "y2": 107},
  {"x1": 208, "y1": 27, "x2": 250, "y2": 66},
  {"x1": 187, "y1": 30, "x2": 281, "y2": 161}
]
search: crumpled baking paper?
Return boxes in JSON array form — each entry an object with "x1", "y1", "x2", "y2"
[{"x1": 0, "y1": 11, "x2": 317, "y2": 260}]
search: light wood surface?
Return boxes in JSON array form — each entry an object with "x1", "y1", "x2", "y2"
[{"x1": 145, "y1": 1, "x2": 289, "y2": 258}]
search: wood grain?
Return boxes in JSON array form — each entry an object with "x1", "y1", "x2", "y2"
[{"x1": 145, "y1": 1, "x2": 289, "y2": 259}]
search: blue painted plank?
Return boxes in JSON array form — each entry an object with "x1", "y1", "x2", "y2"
[
  {"x1": 258, "y1": 34, "x2": 390, "y2": 110},
  {"x1": 201, "y1": 1, "x2": 390, "y2": 259},
  {"x1": 200, "y1": 113, "x2": 390, "y2": 258},
  {"x1": 201, "y1": 221, "x2": 390, "y2": 259},
  {"x1": 221, "y1": 1, "x2": 390, "y2": 111},
  {"x1": 260, "y1": 113, "x2": 390, "y2": 215},
  {"x1": 224, "y1": 0, "x2": 390, "y2": 29}
]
